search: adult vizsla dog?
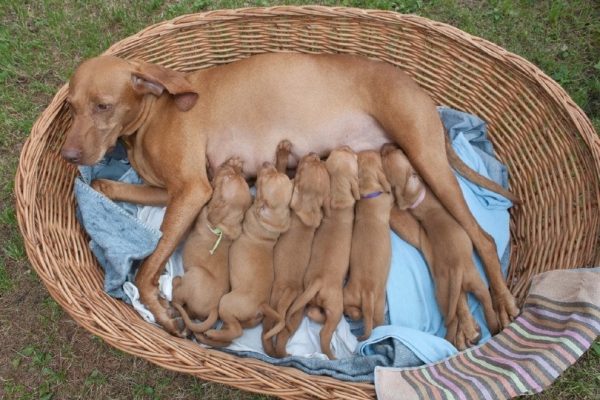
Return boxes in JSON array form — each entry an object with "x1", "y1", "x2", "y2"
[
  {"x1": 200, "y1": 162, "x2": 293, "y2": 346},
  {"x1": 262, "y1": 140, "x2": 330, "y2": 358},
  {"x1": 171, "y1": 158, "x2": 252, "y2": 335},
  {"x1": 61, "y1": 52, "x2": 518, "y2": 334},
  {"x1": 343, "y1": 150, "x2": 394, "y2": 341},
  {"x1": 381, "y1": 144, "x2": 499, "y2": 347},
  {"x1": 287, "y1": 146, "x2": 359, "y2": 359}
]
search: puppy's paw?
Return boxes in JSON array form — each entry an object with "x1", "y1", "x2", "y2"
[
  {"x1": 225, "y1": 156, "x2": 244, "y2": 173},
  {"x1": 277, "y1": 139, "x2": 293, "y2": 155},
  {"x1": 445, "y1": 295, "x2": 482, "y2": 350},
  {"x1": 493, "y1": 289, "x2": 520, "y2": 330}
]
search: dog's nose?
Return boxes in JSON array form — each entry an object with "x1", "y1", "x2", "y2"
[{"x1": 61, "y1": 147, "x2": 81, "y2": 164}]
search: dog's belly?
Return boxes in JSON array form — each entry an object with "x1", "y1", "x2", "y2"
[{"x1": 207, "y1": 113, "x2": 388, "y2": 177}]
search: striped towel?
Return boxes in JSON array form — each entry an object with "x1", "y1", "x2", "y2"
[{"x1": 375, "y1": 268, "x2": 600, "y2": 400}]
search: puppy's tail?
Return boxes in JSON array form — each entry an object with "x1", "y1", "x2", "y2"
[
  {"x1": 193, "y1": 332, "x2": 231, "y2": 348},
  {"x1": 276, "y1": 287, "x2": 300, "y2": 319},
  {"x1": 445, "y1": 133, "x2": 521, "y2": 204},
  {"x1": 287, "y1": 279, "x2": 322, "y2": 326},
  {"x1": 173, "y1": 303, "x2": 218, "y2": 334},
  {"x1": 260, "y1": 304, "x2": 285, "y2": 339}
]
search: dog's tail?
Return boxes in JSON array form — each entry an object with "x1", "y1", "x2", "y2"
[
  {"x1": 260, "y1": 303, "x2": 285, "y2": 339},
  {"x1": 445, "y1": 133, "x2": 521, "y2": 204},
  {"x1": 287, "y1": 279, "x2": 322, "y2": 328},
  {"x1": 173, "y1": 303, "x2": 218, "y2": 334}
]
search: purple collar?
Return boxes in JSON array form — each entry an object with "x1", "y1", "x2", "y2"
[{"x1": 361, "y1": 191, "x2": 383, "y2": 199}]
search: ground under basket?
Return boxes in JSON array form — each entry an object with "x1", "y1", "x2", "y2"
[{"x1": 15, "y1": 6, "x2": 600, "y2": 399}]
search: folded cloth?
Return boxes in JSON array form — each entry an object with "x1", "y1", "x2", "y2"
[
  {"x1": 74, "y1": 107, "x2": 512, "y2": 382},
  {"x1": 375, "y1": 267, "x2": 600, "y2": 400}
]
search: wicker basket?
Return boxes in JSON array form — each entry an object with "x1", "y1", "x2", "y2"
[{"x1": 15, "y1": 6, "x2": 600, "y2": 399}]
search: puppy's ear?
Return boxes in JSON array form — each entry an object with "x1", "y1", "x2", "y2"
[
  {"x1": 255, "y1": 202, "x2": 290, "y2": 233},
  {"x1": 290, "y1": 190, "x2": 323, "y2": 228},
  {"x1": 350, "y1": 175, "x2": 360, "y2": 201},
  {"x1": 130, "y1": 60, "x2": 198, "y2": 112},
  {"x1": 396, "y1": 171, "x2": 423, "y2": 210},
  {"x1": 377, "y1": 168, "x2": 392, "y2": 193}
]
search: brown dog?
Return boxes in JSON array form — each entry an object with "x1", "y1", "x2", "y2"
[
  {"x1": 262, "y1": 141, "x2": 330, "y2": 358},
  {"x1": 343, "y1": 150, "x2": 394, "y2": 341},
  {"x1": 171, "y1": 158, "x2": 252, "y2": 335},
  {"x1": 62, "y1": 53, "x2": 518, "y2": 334},
  {"x1": 381, "y1": 144, "x2": 499, "y2": 347},
  {"x1": 286, "y1": 146, "x2": 359, "y2": 359},
  {"x1": 200, "y1": 162, "x2": 293, "y2": 345}
]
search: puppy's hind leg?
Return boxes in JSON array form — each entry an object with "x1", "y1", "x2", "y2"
[{"x1": 320, "y1": 302, "x2": 343, "y2": 360}]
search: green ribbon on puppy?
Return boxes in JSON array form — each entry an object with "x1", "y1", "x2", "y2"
[{"x1": 207, "y1": 224, "x2": 223, "y2": 255}]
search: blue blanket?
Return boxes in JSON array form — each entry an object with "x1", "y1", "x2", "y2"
[{"x1": 75, "y1": 107, "x2": 512, "y2": 382}]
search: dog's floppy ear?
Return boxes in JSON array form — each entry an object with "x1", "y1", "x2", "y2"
[{"x1": 131, "y1": 60, "x2": 198, "y2": 112}]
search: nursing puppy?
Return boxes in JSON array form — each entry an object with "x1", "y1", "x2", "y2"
[
  {"x1": 287, "y1": 146, "x2": 359, "y2": 360},
  {"x1": 381, "y1": 144, "x2": 498, "y2": 348},
  {"x1": 171, "y1": 158, "x2": 252, "y2": 335},
  {"x1": 202, "y1": 162, "x2": 293, "y2": 345},
  {"x1": 262, "y1": 141, "x2": 330, "y2": 358},
  {"x1": 343, "y1": 150, "x2": 394, "y2": 340}
]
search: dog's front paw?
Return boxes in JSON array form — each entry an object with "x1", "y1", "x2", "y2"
[{"x1": 91, "y1": 179, "x2": 116, "y2": 198}]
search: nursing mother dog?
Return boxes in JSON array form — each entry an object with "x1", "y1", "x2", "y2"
[{"x1": 61, "y1": 52, "x2": 519, "y2": 336}]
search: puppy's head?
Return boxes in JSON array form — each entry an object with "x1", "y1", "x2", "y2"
[
  {"x1": 61, "y1": 56, "x2": 198, "y2": 165},
  {"x1": 254, "y1": 162, "x2": 293, "y2": 233},
  {"x1": 380, "y1": 143, "x2": 424, "y2": 210},
  {"x1": 325, "y1": 146, "x2": 359, "y2": 209},
  {"x1": 207, "y1": 157, "x2": 252, "y2": 240},
  {"x1": 357, "y1": 150, "x2": 391, "y2": 196},
  {"x1": 290, "y1": 153, "x2": 330, "y2": 227}
]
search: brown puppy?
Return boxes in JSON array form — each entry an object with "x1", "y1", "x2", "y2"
[
  {"x1": 63, "y1": 53, "x2": 518, "y2": 334},
  {"x1": 201, "y1": 163, "x2": 293, "y2": 346},
  {"x1": 287, "y1": 146, "x2": 359, "y2": 360},
  {"x1": 343, "y1": 150, "x2": 394, "y2": 340},
  {"x1": 262, "y1": 141, "x2": 330, "y2": 358},
  {"x1": 171, "y1": 158, "x2": 252, "y2": 335},
  {"x1": 381, "y1": 144, "x2": 499, "y2": 348}
]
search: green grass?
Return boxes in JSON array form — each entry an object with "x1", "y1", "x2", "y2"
[{"x1": 0, "y1": 1, "x2": 598, "y2": 399}]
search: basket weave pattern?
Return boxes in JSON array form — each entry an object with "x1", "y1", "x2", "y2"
[{"x1": 15, "y1": 7, "x2": 600, "y2": 399}]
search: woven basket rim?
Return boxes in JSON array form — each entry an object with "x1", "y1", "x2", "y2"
[{"x1": 15, "y1": 6, "x2": 600, "y2": 399}]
